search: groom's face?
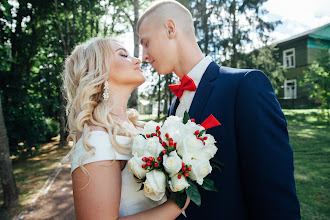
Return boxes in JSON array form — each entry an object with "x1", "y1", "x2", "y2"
[{"x1": 139, "y1": 19, "x2": 176, "y2": 75}]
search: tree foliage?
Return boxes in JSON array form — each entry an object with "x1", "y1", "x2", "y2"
[
  {"x1": 235, "y1": 44, "x2": 285, "y2": 94},
  {"x1": 302, "y1": 50, "x2": 330, "y2": 123},
  {"x1": 0, "y1": 0, "x2": 118, "y2": 157}
]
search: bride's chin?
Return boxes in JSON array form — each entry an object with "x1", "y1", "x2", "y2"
[
  {"x1": 135, "y1": 77, "x2": 146, "y2": 88},
  {"x1": 137, "y1": 77, "x2": 146, "y2": 86}
]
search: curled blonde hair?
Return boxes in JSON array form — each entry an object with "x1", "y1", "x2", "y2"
[{"x1": 61, "y1": 37, "x2": 139, "y2": 174}]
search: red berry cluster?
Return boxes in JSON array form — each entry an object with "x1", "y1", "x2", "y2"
[
  {"x1": 145, "y1": 126, "x2": 161, "y2": 140},
  {"x1": 194, "y1": 130, "x2": 208, "y2": 146},
  {"x1": 177, "y1": 162, "x2": 192, "y2": 179},
  {"x1": 141, "y1": 156, "x2": 160, "y2": 169},
  {"x1": 164, "y1": 133, "x2": 177, "y2": 150}
]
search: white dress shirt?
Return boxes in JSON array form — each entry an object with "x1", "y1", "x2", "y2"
[{"x1": 175, "y1": 56, "x2": 212, "y2": 117}]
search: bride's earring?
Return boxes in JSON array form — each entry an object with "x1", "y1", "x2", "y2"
[{"x1": 102, "y1": 81, "x2": 109, "y2": 100}]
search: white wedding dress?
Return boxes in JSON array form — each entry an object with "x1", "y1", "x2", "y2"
[{"x1": 70, "y1": 130, "x2": 167, "y2": 217}]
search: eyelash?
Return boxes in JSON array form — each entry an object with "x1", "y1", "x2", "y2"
[{"x1": 120, "y1": 54, "x2": 128, "y2": 57}]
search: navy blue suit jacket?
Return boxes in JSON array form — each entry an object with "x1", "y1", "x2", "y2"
[{"x1": 169, "y1": 62, "x2": 300, "y2": 220}]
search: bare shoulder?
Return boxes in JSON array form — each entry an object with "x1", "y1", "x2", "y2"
[{"x1": 72, "y1": 160, "x2": 122, "y2": 219}]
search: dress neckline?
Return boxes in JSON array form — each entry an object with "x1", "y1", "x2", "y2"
[{"x1": 76, "y1": 130, "x2": 131, "y2": 145}]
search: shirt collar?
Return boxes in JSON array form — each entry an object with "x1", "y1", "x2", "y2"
[{"x1": 186, "y1": 56, "x2": 212, "y2": 88}]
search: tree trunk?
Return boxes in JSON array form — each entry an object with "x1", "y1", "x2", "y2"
[
  {"x1": 55, "y1": 0, "x2": 69, "y2": 147},
  {"x1": 231, "y1": 0, "x2": 237, "y2": 68},
  {"x1": 0, "y1": 97, "x2": 19, "y2": 208},
  {"x1": 158, "y1": 74, "x2": 161, "y2": 120},
  {"x1": 128, "y1": 0, "x2": 140, "y2": 110},
  {"x1": 202, "y1": 0, "x2": 209, "y2": 55},
  {"x1": 163, "y1": 74, "x2": 169, "y2": 116},
  {"x1": 59, "y1": 95, "x2": 68, "y2": 147}
]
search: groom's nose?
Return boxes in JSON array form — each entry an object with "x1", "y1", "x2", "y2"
[
  {"x1": 133, "y1": 57, "x2": 141, "y2": 65},
  {"x1": 142, "y1": 48, "x2": 149, "y2": 62}
]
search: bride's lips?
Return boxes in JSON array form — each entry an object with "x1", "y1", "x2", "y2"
[
  {"x1": 150, "y1": 60, "x2": 155, "y2": 67},
  {"x1": 135, "y1": 67, "x2": 143, "y2": 72}
]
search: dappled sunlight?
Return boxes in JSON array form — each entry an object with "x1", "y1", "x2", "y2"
[
  {"x1": 323, "y1": 147, "x2": 330, "y2": 153},
  {"x1": 14, "y1": 168, "x2": 23, "y2": 175},
  {"x1": 295, "y1": 173, "x2": 310, "y2": 181},
  {"x1": 296, "y1": 128, "x2": 316, "y2": 139}
]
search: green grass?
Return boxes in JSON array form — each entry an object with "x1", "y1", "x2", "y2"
[{"x1": 283, "y1": 109, "x2": 330, "y2": 220}]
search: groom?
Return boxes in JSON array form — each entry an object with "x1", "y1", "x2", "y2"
[{"x1": 137, "y1": 1, "x2": 300, "y2": 219}]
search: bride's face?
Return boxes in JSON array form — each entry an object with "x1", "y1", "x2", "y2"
[{"x1": 108, "y1": 42, "x2": 145, "y2": 87}]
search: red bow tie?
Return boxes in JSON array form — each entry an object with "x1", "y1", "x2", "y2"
[{"x1": 168, "y1": 74, "x2": 196, "y2": 98}]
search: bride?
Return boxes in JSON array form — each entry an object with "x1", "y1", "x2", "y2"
[{"x1": 61, "y1": 37, "x2": 189, "y2": 219}]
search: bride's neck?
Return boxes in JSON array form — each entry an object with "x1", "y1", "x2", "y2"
[{"x1": 108, "y1": 85, "x2": 132, "y2": 122}]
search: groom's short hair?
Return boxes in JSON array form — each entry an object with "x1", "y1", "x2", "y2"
[{"x1": 137, "y1": 0, "x2": 194, "y2": 36}]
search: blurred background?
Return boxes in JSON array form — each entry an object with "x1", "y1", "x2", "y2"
[{"x1": 0, "y1": 0, "x2": 329, "y2": 219}]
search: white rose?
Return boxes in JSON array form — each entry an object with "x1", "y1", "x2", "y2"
[
  {"x1": 188, "y1": 159, "x2": 212, "y2": 185},
  {"x1": 204, "y1": 144, "x2": 218, "y2": 159},
  {"x1": 176, "y1": 134, "x2": 203, "y2": 164},
  {"x1": 163, "y1": 151, "x2": 182, "y2": 177},
  {"x1": 194, "y1": 144, "x2": 218, "y2": 161},
  {"x1": 144, "y1": 170, "x2": 166, "y2": 201},
  {"x1": 204, "y1": 134, "x2": 216, "y2": 146},
  {"x1": 132, "y1": 135, "x2": 147, "y2": 157},
  {"x1": 144, "y1": 136, "x2": 163, "y2": 158},
  {"x1": 142, "y1": 121, "x2": 162, "y2": 135},
  {"x1": 184, "y1": 120, "x2": 204, "y2": 136},
  {"x1": 160, "y1": 116, "x2": 185, "y2": 144},
  {"x1": 163, "y1": 115, "x2": 182, "y2": 126},
  {"x1": 127, "y1": 154, "x2": 147, "y2": 179},
  {"x1": 169, "y1": 174, "x2": 190, "y2": 192}
]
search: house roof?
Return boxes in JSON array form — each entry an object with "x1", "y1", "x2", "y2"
[{"x1": 275, "y1": 22, "x2": 330, "y2": 45}]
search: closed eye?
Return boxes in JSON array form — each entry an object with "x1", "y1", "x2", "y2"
[{"x1": 120, "y1": 54, "x2": 128, "y2": 57}]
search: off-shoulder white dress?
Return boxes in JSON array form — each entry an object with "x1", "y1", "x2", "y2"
[{"x1": 70, "y1": 131, "x2": 166, "y2": 217}]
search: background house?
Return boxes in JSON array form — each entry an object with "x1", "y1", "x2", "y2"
[{"x1": 275, "y1": 23, "x2": 330, "y2": 108}]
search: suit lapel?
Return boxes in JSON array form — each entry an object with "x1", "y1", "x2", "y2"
[
  {"x1": 169, "y1": 97, "x2": 180, "y2": 116},
  {"x1": 188, "y1": 61, "x2": 219, "y2": 123}
]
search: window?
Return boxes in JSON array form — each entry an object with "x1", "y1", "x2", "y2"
[
  {"x1": 284, "y1": 79, "x2": 297, "y2": 99},
  {"x1": 283, "y1": 48, "x2": 295, "y2": 69}
]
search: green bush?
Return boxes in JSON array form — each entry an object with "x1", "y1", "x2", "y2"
[
  {"x1": 5, "y1": 102, "x2": 59, "y2": 158},
  {"x1": 44, "y1": 117, "x2": 60, "y2": 140}
]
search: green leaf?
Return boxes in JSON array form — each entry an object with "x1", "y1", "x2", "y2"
[
  {"x1": 186, "y1": 180, "x2": 201, "y2": 207},
  {"x1": 200, "y1": 178, "x2": 218, "y2": 192},
  {"x1": 211, "y1": 157, "x2": 224, "y2": 167},
  {"x1": 138, "y1": 183, "x2": 144, "y2": 191},
  {"x1": 165, "y1": 172, "x2": 169, "y2": 184},
  {"x1": 210, "y1": 160, "x2": 222, "y2": 172},
  {"x1": 173, "y1": 192, "x2": 187, "y2": 209},
  {"x1": 183, "y1": 111, "x2": 190, "y2": 124},
  {"x1": 165, "y1": 188, "x2": 171, "y2": 198},
  {"x1": 139, "y1": 134, "x2": 146, "y2": 139},
  {"x1": 198, "y1": 130, "x2": 206, "y2": 137}
]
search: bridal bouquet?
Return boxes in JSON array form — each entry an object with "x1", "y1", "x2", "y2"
[{"x1": 127, "y1": 112, "x2": 223, "y2": 208}]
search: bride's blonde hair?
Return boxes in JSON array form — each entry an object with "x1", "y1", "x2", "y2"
[{"x1": 61, "y1": 37, "x2": 139, "y2": 174}]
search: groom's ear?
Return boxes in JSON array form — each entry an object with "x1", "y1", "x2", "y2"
[{"x1": 165, "y1": 19, "x2": 176, "y2": 39}]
